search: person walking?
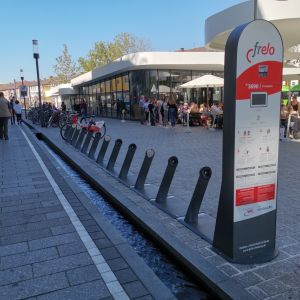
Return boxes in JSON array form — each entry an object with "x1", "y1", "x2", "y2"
[
  {"x1": 14, "y1": 100, "x2": 23, "y2": 125},
  {"x1": 139, "y1": 95, "x2": 145, "y2": 124},
  {"x1": 0, "y1": 92, "x2": 12, "y2": 140},
  {"x1": 9, "y1": 97, "x2": 15, "y2": 125}
]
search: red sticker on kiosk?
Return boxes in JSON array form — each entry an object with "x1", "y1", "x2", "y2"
[
  {"x1": 236, "y1": 184, "x2": 275, "y2": 206},
  {"x1": 236, "y1": 61, "x2": 282, "y2": 100}
]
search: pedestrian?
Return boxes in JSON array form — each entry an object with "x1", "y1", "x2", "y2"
[
  {"x1": 9, "y1": 96, "x2": 15, "y2": 125},
  {"x1": 162, "y1": 98, "x2": 169, "y2": 127},
  {"x1": 139, "y1": 95, "x2": 145, "y2": 124},
  {"x1": 80, "y1": 99, "x2": 87, "y2": 116},
  {"x1": 168, "y1": 94, "x2": 178, "y2": 128},
  {"x1": 0, "y1": 92, "x2": 12, "y2": 140},
  {"x1": 14, "y1": 100, "x2": 23, "y2": 125},
  {"x1": 61, "y1": 101, "x2": 66, "y2": 113}
]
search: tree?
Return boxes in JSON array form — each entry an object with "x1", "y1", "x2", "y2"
[
  {"x1": 53, "y1": 44, "x2": 79, "y2": 84},
  {"x1": 78, "y1": 33, "x2": 151, "y2": 72}
]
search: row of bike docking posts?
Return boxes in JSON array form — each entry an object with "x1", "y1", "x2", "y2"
[{"x1": 63, "y1": 124, "x2": 216, "y2": 243}]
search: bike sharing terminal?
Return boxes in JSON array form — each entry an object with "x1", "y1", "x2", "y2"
[{"x1": 212, "y1": 20, "x2": 283, "y2": 264}]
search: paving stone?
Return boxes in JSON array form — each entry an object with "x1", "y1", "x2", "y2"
[
  {"x1": 1, "y1": 228, "x2": 53, "y2": 245},
  {"x1": 271, "y1": 290, "x2": 300, "y2": 300},
  {"x1": 233, "y1": 271, "x2": 263, "y2": 288},
  {"x1": 254, "y1": 260, "x2": 298, "y2": 280},
  {"x1": 247, "y1": 286, "x2": 270, "y2": 300},
  {"x1": 217, "y1": 264, "x2": 240, "y2": 277},
  {"x1": 123, "y1": 281, "x2": 149, "y2": 298},
  {"x1": 257, "y1": 278, "x2": 293, "y2": 296},
  {"x1": 0, "y1": 242, "x2": 28, "y2": 257},
  {"x1": 66, "y1": 264, "x2": 102, "y2": 286},
  {"x1": 0, "y1": 217, "x2": 71, "y2": 236},
  {"x1": 50, "y1": 224, "x2": 75, "y2": 235},
  {"x1": 57, "y1": 241, "x2": 87, "y2": 257},
  {"x1": 0, "y1": 265, "x2": 33, "y2": 286},
  {"x1": 99, "y1": 247, "x2": 121, "y2": 260},
  {"x1": 36, "y1": 280, "x2": 111, "y2": 300},
  {"x1": 94, "y1": 238, "x2": 113, "y2": 249},
  {"x1": 33, "y1": 252, "x2": 93, "y2": 277},
  {"x1": 114, "y1": 268, "x2": 138, "y2": 284},
  {"x1": 107, "y1": 257, "x2": 129, "y2": 271},
  {"x1": 29, "y1": 232, "x2": 79, "y2": 250},
  {"x1": 0, "y1": 247, "x2": 58, "y2": 270},
  {"x1": 46, "y1": 210, "x2": 68, "y2": 220},
  {"x1": 0, "y1": 272, "x2": 69, "y2": 299}
]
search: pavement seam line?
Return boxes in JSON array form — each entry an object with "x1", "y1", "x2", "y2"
[{"x1": 19, "y1": 126, "x2": 130, "y2": 300}]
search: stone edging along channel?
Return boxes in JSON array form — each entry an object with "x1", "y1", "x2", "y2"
[{"x1": 24, "y1": 121, "x2": 254, "y2": 300}]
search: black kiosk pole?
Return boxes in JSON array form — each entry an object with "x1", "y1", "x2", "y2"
[{"x1": 213, "y1": 19, "x2": 283, "y2": 264}]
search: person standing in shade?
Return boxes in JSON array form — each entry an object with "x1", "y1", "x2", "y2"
[
  {"x1": 0, "y1": 92, "x2": 12, "y2": 140},
  {"x1": 14, "y1": 100, "x2": 23, "y2": 125},
  {"x1": 168, "y1": 94, "x2": 178, "y2": 128}
]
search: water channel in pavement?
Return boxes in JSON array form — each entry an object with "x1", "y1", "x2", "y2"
[{"x1": 41, "y1": 140, "x2": 213, "y2": 299}]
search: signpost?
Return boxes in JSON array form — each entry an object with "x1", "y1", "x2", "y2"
[
  {"x1": 213, "y1": 20, "x2": 283, "y2": 264},
  {"x1": 19, "y1": 85, "x2": 28, "y2": 118}
]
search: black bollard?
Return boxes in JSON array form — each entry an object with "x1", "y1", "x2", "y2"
[
  {"x1": 119, "y1": 143, "x2": 137, "y2": 180},
  {"x1": 106, "y1": 139, "x2": 123, "y2": 171},
  {"x1": 66, "y1": 126, "x2": 76, "y2": 143},
  {"x1": 155, "y1": 156, "x2": 178, "y2": 204},
  {"x1": 71, "y1": 127, "x2": 81, "y2": 146},
  {"x1": 88, "y1": 132, "x2": 101, "y2": 159},
  {"x1": 63, "y1": 125, "x2": 71, "y2": 141},
  {"x1": 134, "y1": 149, "x2": 155, "y2": 190},
  {"x1": 75, "y1": 128, "x2": 87, "y2": 150},
  {"x1": 184, "y1": 167, "x2": 212, "y2": 224},
  {"x1": 96, "y1": 135, "x2": 111, "y2": 164},
  {"x1": 81, "y1": 131, "x2": 93, "y2": 154}
]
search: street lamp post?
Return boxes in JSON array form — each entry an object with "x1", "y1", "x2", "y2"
[
  {"x1": 20, "y1": 69, "x2": 27, "y2": 118},
  {"x1": 32, "y1": 40, "x2": 42, "y2": 108}
]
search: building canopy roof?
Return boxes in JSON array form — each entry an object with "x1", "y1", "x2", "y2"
[
  {"x1": 205, "y1": 0, "x2": 300, "y2": 62},
  {"x1": 71, "y1": 51, "x2": 225, "y2": 87}
]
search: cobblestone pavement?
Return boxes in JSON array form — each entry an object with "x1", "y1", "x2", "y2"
[
  {"x1": 32, "y1": 117, "x2": 300, "y2": 300},
  {"x1": 0, "y1": 125, "x2": 174, "y2": 300}
]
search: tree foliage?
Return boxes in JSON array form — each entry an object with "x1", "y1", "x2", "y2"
[
  {"x1": 53, "y1": 44, "x2": 79, "y2": 84},
  {"x1": 78, "y1": 33, "x2": 151, "y2": 72}
]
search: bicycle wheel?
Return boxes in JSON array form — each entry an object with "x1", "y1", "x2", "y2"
[
  {"x1": 99, "y1": 123, "x2": 106, "y2": 139},
  {"x1": 80, "y1": 116, "x2": 90, "y2": 127},
  {"x1": 60, "y1": 123, "x2": 69, "y2": 140}
]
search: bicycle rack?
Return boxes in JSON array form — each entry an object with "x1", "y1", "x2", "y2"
[
  {"x1": 152, "y1": 156, "x2": 185, "y2": 218},
  {"x1": 75, "y1": 128, "x2": 87, "y2": 150},
  {"x1": 96, "y1": 135, "x2": 111, "y2": 165},
  {"x1": 106, "y1": 139, "x2": 122, "y2": 173},
  {"x1": 133, "y1": 149, "x2": 157, "y2": 200},
  {"x1": 81, "y1": 131, "x2": 93, "y2": 154},
  {"x1": 71, "y1": 127, "x2": 80, "y2": 146},
  {"x1": 118, "y1": 143, "x2": 137, "y2": 186},
  {"x1": 88, "y1": 132, "x2": 101, "y2": 159},
  {"x1": 63, "y1": 125, "x2": 71, "y2": 141},
  {"x1": 66, "y1": 126, "x2": 76, "y2": 144},
  {"x1": 178, "y1": 167, "x2": 214, "y2": 243}
]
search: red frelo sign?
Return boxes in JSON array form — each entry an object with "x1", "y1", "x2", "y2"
[{"x1": 236, "y1": 61, "x2": 282, "y2": 100}]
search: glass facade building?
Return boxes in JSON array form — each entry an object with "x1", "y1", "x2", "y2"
[{"x1": 68, "y1": 69, "x2": 224, "y2": 120}]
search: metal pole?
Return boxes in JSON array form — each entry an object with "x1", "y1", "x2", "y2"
[
  {"x1": 34, "y1": 55, "x2": 42, "y2": 108},
  {"x1": 185, "y1": 110, "x2": 191, "y2": 133},
  {"x1": 254, "y1": 0, "x2": 257, "y2": 20},
  {"x1": 155, "y1": 156, "x2": 178, "y2": 204},
  {"x1": 184, "y1": 167, "x2": 212, "y2": 224},
  {"x1": 21, "y1": 77, "x2": 27, "y2": 118},
  {"x1": 134, "y1": 149, "x2": 155, "y2": 190},
  {"x1": 119, "y1": 143, "x2": 137, "y2": 179}
]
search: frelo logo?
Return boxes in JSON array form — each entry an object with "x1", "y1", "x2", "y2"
[{"x1": 246, "y1": 42, "x2": 275, "y2": 63}]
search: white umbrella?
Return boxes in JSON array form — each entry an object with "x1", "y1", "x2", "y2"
[
  {"x1": 179, "y1": 74, "x2": 224, "y2": 104},
  {"x1": 179, "y1": 74, "x2": 224, "y2": 88}
]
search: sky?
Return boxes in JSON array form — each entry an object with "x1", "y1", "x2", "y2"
[{"x1": 0, "y1": 0, "x2": 245, "y2": 83}]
